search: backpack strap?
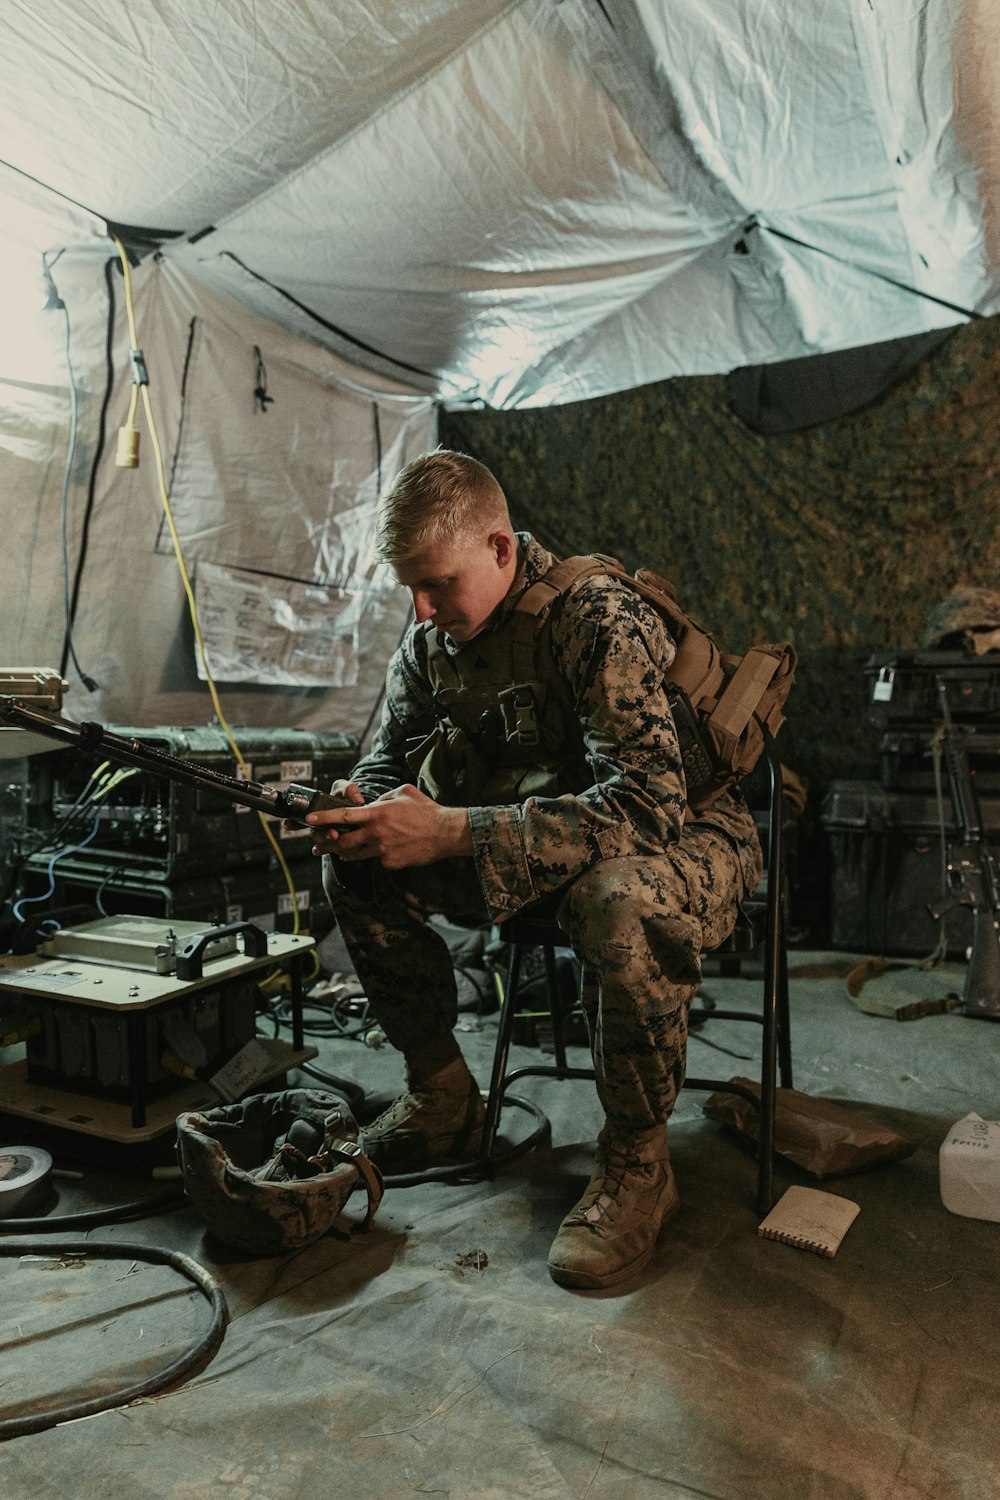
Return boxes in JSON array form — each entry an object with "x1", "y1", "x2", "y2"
[
  {"x1": 509, "y1": 555, "x2": 611, "y2": 681},
  {"x1": 514, "y1": 556, "x2": 613, "y2": 619}
]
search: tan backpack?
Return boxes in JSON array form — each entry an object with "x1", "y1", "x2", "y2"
[{"x1": 516, "y1": 553, "x2": 796, "y2": 811}]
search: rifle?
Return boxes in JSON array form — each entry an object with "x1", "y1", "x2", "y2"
[
  {"x1": 0, "y1": 699, "x2": 372, "y2": 895},
  {"x1": 928, "y1": 678, "x2": 1000, "y2": 1019}
]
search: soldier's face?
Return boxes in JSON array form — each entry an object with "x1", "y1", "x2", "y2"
[{"x1": 394, "y1": 531, "x2": 517, "y2": 642}]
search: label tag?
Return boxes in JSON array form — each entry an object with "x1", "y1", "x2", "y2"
[
  {"x1": 210, "y1": 1039, "x2": 275, "y2": 1103},
  {"x1": 277, "y1": 889, "x2": 310, "y2": 914},
  {"x1": 281, "y1": 760, "x2": 312, "y2": 781}
]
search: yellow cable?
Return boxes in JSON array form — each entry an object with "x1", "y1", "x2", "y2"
[
  {"x1": 91, "y1": 766, "x2": 138, "y2": 801},
  {"x1": 81, "y1": 759, "x2": 111, "y2": 793},
  {"x1": 112, "y1": 236, "x2": 302, "y2": 934},
  {"x1": 117, "y1": 241, "x2": 140, "y2": 348}
]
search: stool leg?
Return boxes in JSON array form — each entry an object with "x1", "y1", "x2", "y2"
[
  {"x1": 757, "y1": 934, "x2": 778, "y2": 1217},
  {"x1": 544, "y1": 943, "x2": 569, "y2": 1069},
  {"x1": 777, "y1": 925, "x2": 793, "y2": 1089},
  {"x1": 481, "y1": 944, "x2": 522, "y2": 1159},
  {"x1": 755, "y1": 743, "x2": 784, "y2": 1216}
]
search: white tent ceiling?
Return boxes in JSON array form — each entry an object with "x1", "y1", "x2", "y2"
[{"x1": 1, "y1": 0, "x2": 997, "y2": 411}]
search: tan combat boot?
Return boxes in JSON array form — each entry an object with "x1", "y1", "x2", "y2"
[
  {"x1": 361, "y1": 1037, "x2": 485, "y2": 1172},
  {"x1": 547, "y1": 1121, "x2": 679, "y2": 1290}
]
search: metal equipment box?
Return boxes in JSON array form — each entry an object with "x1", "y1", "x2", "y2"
[
  {"x1": 17, "y1": 852, "x2": 332, "y2": 935},
  {"x1": 865, "y1": 650, "x2": 1000, "y2": 729},
  {"x1": 820, "y1": 779, "x2": 1000, "y2": 957},
  {"x1": 877, "y1": 726, "x2": 1000, "y2": 795},
  {"x1": 0, "y1": 918, "x2": 317, "y2": 1140}
]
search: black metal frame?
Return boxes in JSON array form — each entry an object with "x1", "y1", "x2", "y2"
[{"x1": 481, "y1": 739, "x2": 792, "y2": 1216}]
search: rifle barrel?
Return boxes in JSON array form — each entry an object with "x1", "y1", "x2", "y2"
[{"x1": 1, "y1": 699, "x2": 288, "y2": 818}]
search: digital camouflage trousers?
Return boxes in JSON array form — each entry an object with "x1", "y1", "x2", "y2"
[{"x1": 323, "y1": 822, "x2": 758, "y2": 1133}]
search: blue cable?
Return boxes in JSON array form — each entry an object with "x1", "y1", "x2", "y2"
[{"x1": 11, "y1": 813, "x2": 103, "y2": 923}]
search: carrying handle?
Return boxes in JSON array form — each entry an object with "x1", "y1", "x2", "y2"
[{"x1": 175, "y1": 921, "x2": 268, "y2": 981}]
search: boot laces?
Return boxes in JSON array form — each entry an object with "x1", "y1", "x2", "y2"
[
  {"x1": 576, "y1": 1141, "x2": 652, "y2": 1225},
  {"x1": 368, "y1": 1073, "x2": 478, "y2": 1137},
  {"x1": 375, "y1": 1091, "x2": 423, "y2": 1129},
  {"x1": 598, "y1": 1141, "x2": 639, "y2": 1197}
]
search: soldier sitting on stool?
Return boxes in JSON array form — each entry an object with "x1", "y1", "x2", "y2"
[{"x1": 304, "y1": 449, "x2": 761, "y2": 1291}]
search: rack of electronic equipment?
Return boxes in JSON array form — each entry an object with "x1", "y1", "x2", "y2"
[
  {"x1": 0, "y1": 670, "x2": 360, "y2": 1143},
  {"x1": 2, "y1": 670, "x2": 359, "y2": 936}
]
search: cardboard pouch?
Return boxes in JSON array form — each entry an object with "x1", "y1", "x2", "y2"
[{"x1": 703, "y1": 1077, "x2": 916, "y2": 1177}]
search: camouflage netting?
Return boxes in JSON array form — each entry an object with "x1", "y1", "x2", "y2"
[{"x1": 441, "y1": 315, "x2": 1000, "y2": 863}]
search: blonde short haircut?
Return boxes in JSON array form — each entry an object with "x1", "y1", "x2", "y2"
[{"x1": 376, "y1": 449, "x2": 510, "y2": 561}]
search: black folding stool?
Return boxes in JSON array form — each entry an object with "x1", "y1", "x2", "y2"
[{"x1": 479, "y1": 740, "x2": 792, "y2": 1216}]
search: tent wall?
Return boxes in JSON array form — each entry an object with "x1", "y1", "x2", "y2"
[
  {"x1": 2, "y1": 256, "x2": 435, "y2": 742},
  {"x1": 441, "y1": 314, "x2": 1000, "y2": 925}
]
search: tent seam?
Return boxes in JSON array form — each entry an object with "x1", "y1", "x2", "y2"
[{"x1": 201, "y1": 0, "x2": 528, "y2": 238}]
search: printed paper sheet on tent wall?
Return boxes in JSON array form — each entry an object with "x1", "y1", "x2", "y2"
[{"x1": 155, "y1": 291, "x2": 431, "y2": 694}]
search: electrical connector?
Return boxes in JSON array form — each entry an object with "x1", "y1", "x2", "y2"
[
  {"x1": 129, "y1": 348, "x2": 149, "y2": 385},
  {"x1": 116, "y1": 427, "x2": 140, "y2": 467},
  {"x1": 0, "y1": 1009, "x2": 43, "y2": 1047}
]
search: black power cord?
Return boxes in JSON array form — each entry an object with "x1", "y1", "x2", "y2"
[
  {"x1": 0, "y1": 1186, "x2": 185, "y2": 1236},
  {"x1": 0, "y1": 1238, "x2": 228, "y2": 1441}
]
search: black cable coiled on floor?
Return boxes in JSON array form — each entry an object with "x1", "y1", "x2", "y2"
[{"x1": 0, "y1": 1237, "x2": 228, "y2": 1441}]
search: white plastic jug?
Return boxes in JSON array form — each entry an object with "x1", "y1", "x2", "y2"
[{"x1": 939, "y1": 1113, "x2": 1000, "y2": 1223}]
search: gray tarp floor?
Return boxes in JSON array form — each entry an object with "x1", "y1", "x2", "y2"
[{"x1": 2, "y1": 949, "x2": 998, "y2": 1500}]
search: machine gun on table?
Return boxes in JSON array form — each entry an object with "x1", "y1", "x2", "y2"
[{"x1": 929, "y1": 679, "x2": 1000, "y2": 1019}]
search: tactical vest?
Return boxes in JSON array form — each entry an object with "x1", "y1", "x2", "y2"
[
  {"x1": 404, "y1": 586, "x2": 591, "y2": 807},
  {"x1": 405, "y1": 553, "x2": 795, "y2": 812}
]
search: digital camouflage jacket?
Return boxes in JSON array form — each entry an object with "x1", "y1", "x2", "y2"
[{"x1": 350, "y1": 534, "x2": 760, "y2": 922}]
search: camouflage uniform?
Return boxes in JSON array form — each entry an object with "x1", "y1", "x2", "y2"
[{"x1": 325, "y1": 535, "x2": 761, "y2": 1133}]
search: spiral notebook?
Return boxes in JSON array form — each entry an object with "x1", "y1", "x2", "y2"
[{"x1": 757, "y1": 1186, "x2": 860, "y2": 1257}]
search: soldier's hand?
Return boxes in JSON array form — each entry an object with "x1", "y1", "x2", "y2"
[
  {"x1": 285, "y1": 779, "x2": 364, "y2": 849},
  {"x1": 328, "y1": 778, "x2": 365, "y2": 806},
  {"x1": 305, "y1": 783, "x2": 472, "y2": 868}
]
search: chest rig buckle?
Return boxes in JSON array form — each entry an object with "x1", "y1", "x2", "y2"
[{"x1": 499, "y1": 684, "x2": 540, "y2": 747}]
